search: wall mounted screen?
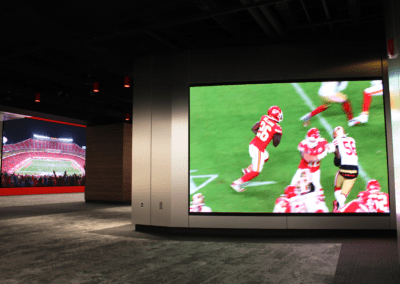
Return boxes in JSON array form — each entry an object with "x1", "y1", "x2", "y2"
[
  {"x1": 190, "y1": 80, "x2": 389, "y2": 214},
  {"x1": 1, "y1": 118, "x2": 86, "y2": 188}
]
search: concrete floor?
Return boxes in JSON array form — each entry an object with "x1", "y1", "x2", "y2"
[{"x1": 0, "y1": 193, "x2": 398, "y2": 284}]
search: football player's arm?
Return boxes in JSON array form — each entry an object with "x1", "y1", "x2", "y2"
[
  {"x1": 273, "y1": 133, "x2": 282, "y2": 147},
  {"x1": 334, "y1": 146, "x2": 341, "y2": 167},
  {"x1": 251, "y1": 121, "x2": 260, "y2": 135},
  {"x1": 316, "y1": 142, "x2": 329, "y2": 160}
]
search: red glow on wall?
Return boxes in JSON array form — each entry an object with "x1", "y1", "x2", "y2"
[
  {"x1": 35, "y1": 93, "x2": 40, "y2": 102},
  {"x1": 29, "y1": 116, "x2": 86, "y2": 128},
  {"x1": 0, "y1": 186, "x2": 85, "y2": 196},
  {"x1": 125, "y1": 113, "x2": 130, "y2": 121},
  {"x1": 93, "y1": 82, "x2": 99, "y2": 92},
  {"x1": 124, "y1": 76, "x2": 130, "y2": 88}
]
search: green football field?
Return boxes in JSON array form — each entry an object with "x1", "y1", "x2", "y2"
[
  {"x1": 190, "y1": 81, "x2": 389, "y2": 213},
  {"x1": 16, "y1": 159, "x2": 84, "y2": 176}
]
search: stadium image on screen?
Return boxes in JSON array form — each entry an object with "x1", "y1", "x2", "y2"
[
  {"x1": 1, "y1": 118, "x2": 86, "y2": 188},
  {"x1": 189, "y1": 80, "x2": 389, "y2": 214}
]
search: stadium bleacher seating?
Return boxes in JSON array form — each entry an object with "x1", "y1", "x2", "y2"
[{"x1": 2, "y1": 138, "x2": 86, "y2": 174}]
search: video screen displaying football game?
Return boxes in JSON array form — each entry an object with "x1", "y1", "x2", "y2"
[
  {"x1": 190, "y1": 80, "x2": 390, "y2": 214},
  {"x1": 1, "y1": 118, "x2": 86, "y2": 188}
]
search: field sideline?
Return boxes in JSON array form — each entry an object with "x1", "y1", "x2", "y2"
[{"x1": 190, "y1": 81, "x2": 388, "y2": 213}]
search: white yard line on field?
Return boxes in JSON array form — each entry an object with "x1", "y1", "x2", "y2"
[
  {"x1": 190, "y1": 170, "x2": 219, "y2": 194},
  {"x1": 291, "y1": 83, "x2": 370, "y2": 183},
  {"x1": 242, "y1": 181, "x2": 277, "y2": 187}
]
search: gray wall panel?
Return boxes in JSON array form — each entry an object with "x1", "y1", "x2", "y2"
[
  {"x1": 189, "y1": 216, "x2": 286, "y2": 229},
  {"x1": 384, "y1": 0, "x2": 400, "y2": 259},
  {"x1": 150, "y1": 54, "x2": 173, "y2": 227},
  {"x1": 171, "y1": 52, "x2": 189, "y2": 228},
  {"x1": 287, "y1": 216, "x2": 391, "y2": 230},
  {"x1": 132, "y1": 57, "x2": 153, "y2": 226}
]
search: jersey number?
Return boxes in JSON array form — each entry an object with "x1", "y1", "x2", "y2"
[
  {"x1": 367, "y1": 194, "x2": 388, "y2": 212},
  {"x1": 343, "y1": 141, "x2": 357, "y2": 155},
  {"x1": 257, "y1": 120, "x2": 272, "y2": 142}
]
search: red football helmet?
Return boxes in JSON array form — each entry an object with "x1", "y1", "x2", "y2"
[
  {"x1": 305, "y1": 127, "x2": 320, "y2": 147},
  {"x1": 366, "y1": 180, "x2": 381, "y2": 192},
  {"x1": 268, "y1": 106, "x2": 283, "y2": 123},
  {"x1": 284, "y1": 186, "x2": 297, "y2": 198},
  {"x1": 306, "y1": 128, "x2": 320, "y2": 140}
]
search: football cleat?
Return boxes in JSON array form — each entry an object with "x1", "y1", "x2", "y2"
[
  {"x1": 300, "y1": 112, "x2": 311, "y2": 122},
  {"x1": 231, "y1": 182, "x2": 245, "y2": 192},
  {"x1": 352, "y1": 113, "x2": 369, "y2": 124},
  {"x1": 300, "y1": 113, "x2": 311, "y2": 127},
  {"x1": 366, "y1": 179, "x2": 381, "y2": 192},
  {"x1": 268, "y1": 106, "x2": 283, "y2": 123},
  {"x1": 348, "y1": 119, "x2": 361, "y2": 127}
]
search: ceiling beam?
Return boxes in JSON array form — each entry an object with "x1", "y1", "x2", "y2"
[
  {"x1": 321, "y1": 0, "x2": 334, "y2": 33},
  {"x1": 145, "y1": 30, "x2": 183, "y2": 53},
  {"x1": 254, "y1": 0, "x2": 287, "y2": 40},
  {"x1": 240, "y1": 0, "x2": 280, "y2": 42},
  {"x1": 86, "y1": 0, "x2": 290, "y2": 44},
  {"x1": 299, "y1": 0, "x2": 316, "y2": 35}
]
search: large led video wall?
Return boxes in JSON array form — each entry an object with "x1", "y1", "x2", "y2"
[
  {"x1": 1, "y1": 118, "x2": 86, "y2": 188},
  {"x1": 190, "y1": 80, "x2": 389, "y2": 214}
]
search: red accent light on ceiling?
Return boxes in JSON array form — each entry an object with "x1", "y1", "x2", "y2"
[
  {"x1": 125, "y1": 113, "x2": 130, "y2": 121},
  {"x1": 93, "y1": 82, "x2": 99, "y2": 92},
  {"x1": 35, "y1": 93, "x2": 40, "y2": 102},
  {"x1": 29, "y1": 117, "x2": 86, "y2": 128},
  {"x1": 124, "y1": 76, "x2": 130, "y2": 88}
]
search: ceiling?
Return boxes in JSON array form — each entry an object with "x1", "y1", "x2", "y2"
[{"x1": 0, "y1": 0, "x2": 385, "y2": 125}]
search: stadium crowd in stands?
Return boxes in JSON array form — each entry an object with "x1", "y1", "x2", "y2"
[
  {"x1": 1, "y1": 171, "x2": 85, "y2": 188},
  {"x1": 3, "y1": 138, "x2": 85, "y2": 156},
  {"x1": 1, "y1": 138, "x2": 86, "y2": 188}
]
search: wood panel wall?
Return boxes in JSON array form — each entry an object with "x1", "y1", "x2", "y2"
[{"x1": 85, "y1": 123, "x2": 132, "y2": 202}]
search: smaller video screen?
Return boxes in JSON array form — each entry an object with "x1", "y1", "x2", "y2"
[{"x1": 1, "y1": 118, "x2": 86, "y2": 187}]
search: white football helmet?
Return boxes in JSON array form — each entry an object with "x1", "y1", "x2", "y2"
[
  {"x1": 192, "y1": 193, "x2": 205, "y2": 204},
  {"x1": 333, "y1": 126, "x2": 346, "y2": 139}
]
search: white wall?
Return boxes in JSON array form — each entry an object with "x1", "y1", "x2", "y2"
[{"x1": 132, "y1": 41, "x2": 395, "y2": 230}]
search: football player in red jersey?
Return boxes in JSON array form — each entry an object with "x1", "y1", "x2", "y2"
[
  {"x1": 333, "y1": 179, "x2": 389, "y2": 213},
  {"x1": 231, "y1": 106, "x2": 283, "y2": 192},
  {"x1": 350, "y1": 80, "x2": 383, "y2": 125},
  {"x1": 289, "y1": 128, "x2": 330, "y2": 211},
  {"x1": 300, "y1": 81, "x2": 355, "y2": 127}
]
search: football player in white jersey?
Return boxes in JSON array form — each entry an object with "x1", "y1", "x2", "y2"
[
  {"x1": 189, "y1": 193, "x2": 212, "y2": 213},
  {"x1": 300, "y1": 81, "x2": 355, "y2": 127},
  {"x1": 273, "y1": 169, "x2": 329, "y2": 213},
  {"x1": 349, "y1": 80, "x2": 383, "y2": 125},
  {"x1": 330, "y1": 126, "x2": 359, "y2": 209}
]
